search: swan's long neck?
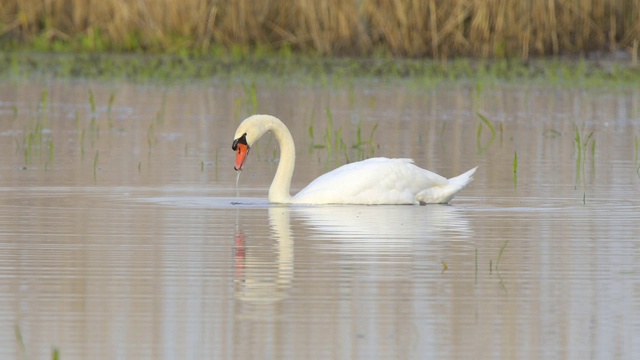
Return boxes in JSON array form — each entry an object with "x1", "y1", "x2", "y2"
[{"x1": 268, "y1": 118, "x2": 295, "y2": 203}]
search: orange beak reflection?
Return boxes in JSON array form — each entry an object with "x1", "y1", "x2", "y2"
[{"x1": 232, "y1": 134, "x2": 250, "y2": 171}]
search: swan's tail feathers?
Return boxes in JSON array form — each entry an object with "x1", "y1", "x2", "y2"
[
  {"x1": 447, "y1": 166, "x2": 478, "y2": 190},
  {"x1": 416, "y1": 167, "x2": 478, "y2": 204}
]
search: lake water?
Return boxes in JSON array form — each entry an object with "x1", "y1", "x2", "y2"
[{"x1": 1, "y1": 77, "x2": 639, "y2": 359}]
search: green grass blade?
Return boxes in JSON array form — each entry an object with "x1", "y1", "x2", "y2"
[
  {"x1": 513, "y1": 151, "x2": 518, "y2": 188},
  {"x1": 88, "y1": 88, "x2": 96, "y2": 113},
  {"x1": 476, "y1": 112, "x2": 496, "y2": 136}
]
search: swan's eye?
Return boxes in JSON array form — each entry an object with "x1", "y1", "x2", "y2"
[{"x1": 232, "y1": 133, "x2": 248, "y2": 151}]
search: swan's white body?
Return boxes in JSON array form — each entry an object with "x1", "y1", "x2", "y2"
[{"x1": 233, "y1": 114, "x2": 477, "y2": 205}]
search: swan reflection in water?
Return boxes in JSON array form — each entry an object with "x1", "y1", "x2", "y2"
[
  {"x1": 233, "y1": 207, "x2": 294, "y2": 308},
  {"x1": 233, "y1": 204, "x2": 472, "y2": 314}
]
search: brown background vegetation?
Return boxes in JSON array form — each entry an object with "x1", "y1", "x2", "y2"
[{"x1": 1, "y1": 0, "x2": 639, "y2": 58}]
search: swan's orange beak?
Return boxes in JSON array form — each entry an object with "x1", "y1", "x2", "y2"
[
  {"x1": 234, "y1": 143, "x2": 249, "y2": 171},
  {"x1": 232, "y1": 134, "x2": 250, "y2": 171}
]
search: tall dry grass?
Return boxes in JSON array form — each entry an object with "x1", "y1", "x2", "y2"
[{"x1": 1, "y1": 0, "x2": 639, "y2": 58}]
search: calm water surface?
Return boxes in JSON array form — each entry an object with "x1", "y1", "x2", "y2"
[{"x1": 1, "y1": 78, "x2": 639, "y2": 359}]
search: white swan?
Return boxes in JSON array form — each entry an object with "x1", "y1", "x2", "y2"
[{"x1": 232, "y1": 114, "x2": 477, "y2": 205}]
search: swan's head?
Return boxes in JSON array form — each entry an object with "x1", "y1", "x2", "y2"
[{"x1": 232, "y1": 115, "x2": 278, "y2": 171}]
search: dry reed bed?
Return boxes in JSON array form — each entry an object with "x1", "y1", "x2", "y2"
[{"x1": 1, "y1": 0, "x2": 639, "y2": 58}]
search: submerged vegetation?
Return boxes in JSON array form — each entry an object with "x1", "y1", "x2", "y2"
[
  {"x1": 475, "y1": 112, "x2": 497, "y2": 154},
  {"x1": 20, "y1": 89, "x2": 54, "y2": 167},
  {"x1": 574, "y1": 125, "x2": 595, "y2": 188}
]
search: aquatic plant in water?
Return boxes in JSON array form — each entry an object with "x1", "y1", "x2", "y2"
[
  {"x1": 308, "y1": 108, "x2": 378, "y2": 165},
  {"x1": 635, "y1": 135, "x2": 640, "y2": 178},
  {"x1": 513, "y1": 151, "x2": 518, "y2": 188},
  {"x1": 21, "y1": 88, "x2": 55, "y2": 167},
  {"x1": 476, "y1": 112, "x2": 496, "y2": 154},
  {"x1": 574, "y1": 125, "x2": 595, "y2": 188}
]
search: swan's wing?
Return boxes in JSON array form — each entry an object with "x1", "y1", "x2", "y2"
[{"x1": 292, "y1": 157, "x2": 448, "y2": 204}]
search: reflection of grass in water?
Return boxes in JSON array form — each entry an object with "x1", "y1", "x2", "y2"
[
  {"x1": 475, "y1": 248, "x2": 478, "y2": 284},
  {"x1": 574, "y1": 125, "x2": 595, "y2": 190},
  {"x1": 15, "y1": 324, "x2": 59, "y2": 360},
  {"x1": 473, "y1": 242, "x2": 508, "y2": 292},
  {"x1": 489, "y1": 240, "x2": 509, "y2": 293},
  {"x1": 476, "y1": 112, "x2": 496, "y2": 154},
  {"x1": 543, "y1": 128, "x2": 561, "y2": 138},
  {"x1": 47, "y1": 140, "x2": 54, "y2": 166},
  {"x1": 488, "y1": 243, "x2": 508, "y2": 273},
  {"x1": 147, "y1": 122, "x2": 157, "y2": 155},
  {"x1": 80, "y1": 128, "x2": 86, "y2": 160},
  {"x1": 93, "y1": 149, "x2": 99, "y2": 180},
  {"x1": 495, "y1": 240, "x2": 509, "y2": 271},
  {"x1": 15, "y1": 325, "x2": 27, "y2": 360}
]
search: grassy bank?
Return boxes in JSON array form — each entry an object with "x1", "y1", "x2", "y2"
[
  {"x1": 1, "y1": 0, "x2": 639, "y2": 59},
  {"x1": 2, "y1": 51, "x2": 639, "y2": 85}
]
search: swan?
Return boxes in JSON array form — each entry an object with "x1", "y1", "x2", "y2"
[{"x1": 232, "y1": 114, "x2": 477, "y2": 205}]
